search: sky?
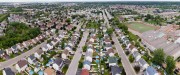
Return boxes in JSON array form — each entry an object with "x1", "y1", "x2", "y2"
[{"x1": 0, "y1": 0, "x2": 179, "y2": 2}]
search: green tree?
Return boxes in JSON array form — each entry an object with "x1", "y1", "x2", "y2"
[
  {"x1": 106, "y1": 28, "x2": 113, "y2": 35},
  {"x1": 66, "y1": 18, "x2": 71, "y2": 24},
  {"x1": 165, "y1": 56, "x2": 175, "y2": 75},
  {"x1": 152, "y1": 49, "x2": 165, "y2": 65},
  {"x1": 82, "y1": 45, "x2": 87, "y2": 52},
  {"x1": 129, "y1": 54, "x2": 134, "y2": 63}
]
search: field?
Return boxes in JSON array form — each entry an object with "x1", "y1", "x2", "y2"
[{"x1": 127, "y1": 22, "x2": 156, "y2": 33}]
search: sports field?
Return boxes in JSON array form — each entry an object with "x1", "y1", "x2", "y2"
[{"x1": 127, "y1": 22, "x2": 156, "y2": 33}]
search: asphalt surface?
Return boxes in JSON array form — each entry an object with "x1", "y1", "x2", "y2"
[
  {"x1": 65, "y1": 31, "x2": 89, "y2": 75},
  {"x1": 103, "y1": 9, "x2": 137, "y2": 75}
]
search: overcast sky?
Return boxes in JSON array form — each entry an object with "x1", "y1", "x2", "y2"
[{"x1": 0, "y1": 0, "x2": 179, "y2": 2}]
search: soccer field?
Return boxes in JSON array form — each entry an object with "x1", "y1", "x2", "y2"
[{"x1": 127, "y1": 22, "x2": 156, "y2": 33}]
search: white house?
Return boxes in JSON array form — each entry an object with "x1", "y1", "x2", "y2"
[
  {"x1": 47, "y1": 43, "x2": 53, "y2": 50},
  {"x1": 85, "y1": 52, "x2": 93, "y2": 62},
  {"x1": 16, "y1": 59, "x2": 28, "y2": 72},
  {"x1": 83, "y1": 60, "x2": 91, "y2": 70},
  {"x1": 28, "y1": 55, "x2": 37, "y2": 65},
  {"x1": 52, "y1": 58, "x2": 64, "y2": 71},
  {"x1": 138, "y1": 58, "x2": 149, "y2": 70},
  {"x1": 34, "y1": 49, "x2": 44, "y2": 59},
  {"x1": 132, "y1": 51, "x2": 141, "y2": 61},
  {"x1": 61, "y1": 50, "x2": 69, "y2": 59},
  {"x1": 144, "y1": 66, "x2": 159, "y2": 75},
  {"x1": 42, "y1": 45, "x2": 49, "y2": 52}
]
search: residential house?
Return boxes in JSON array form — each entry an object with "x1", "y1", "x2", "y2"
[
  {"x1": 42, "y1": 45, "x2": 49, "y2": 52},
  {"x1": 85, "y1": 52, "x2": 93, "y2": 62},
  {"x1": 87, "y1": 47, "x2": 93, "y2": 53},
  {"x1": 104, "y1": 39, "x2": 111, "y2": 45},
  {"x1": 5, "y1": 48, "x2": 13, "y2": 55},
  {"x1": 65, "y1": 45, "x2": 72, "y2": 51},
  {"x1": 16, "y1": 43, "x2": 23, "y2": 51},
  {"x1": 108, "y1": 56, "x2": 117, "y2": 66},
  {"x1": 105, "y1": 44, "x2": 112, "y2": 50},
  {"x1": 52, "y1": 58, "x2": 64, "y2": 71},
  {"x1": 83, "y1": 60, "x2": 91, "y2": 70},
  {"x1": 132, "y1": 51, "x2": 141, "y2": 61},
  {"x1": 51, "y1": 39, "x2": 58, "y2": 46},
  {"x1": 28, "y1": 55, "x2": 38, "y2": 65},
  {"x1": 47, "y1": 43, "x2": 53, "y2": 50},
  {"x1": 32, "y1": 38, "x2": 38, "y2": 44},
  {"x1": 0, "y1": 50, "x2": 4, "y2": 58},
  {"x1": 22, "y1": 41, "x2": 30, "y2": 48},
  {"x1": 81, "y1": 68, "x2": 89, "y2": 75},
  {"x1": 138, "y1": 58, "x2": 149, "y2": 70},
  {"x1": 11, "y1": 45, "x2": 18, "y2": 53},
  {"x1": 16, "y1": 59, "x2": 28, "y2": 72},
  {"x1": 144, "y1": 66, "x2": 159, "y2": 75},
  {"x1": 62, "y1": 49, "x2": 69, "y2": 59},
  {"x1": 44, "y1": 67, "x2": 56, "y2": 75},
  {"x1": 111, "y1": 66, "x2": 122, "y2": 75},
  {"x1": 107, "y1": 48, "x2": 114, "y2": 57},
  {"x1": 34, "y1": 49, "x2": 44, "y2": 59},
  {"x1": 3, "y1": 68, "x2": 15, "y2": 75}
]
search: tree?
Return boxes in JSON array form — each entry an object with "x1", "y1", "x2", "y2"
[
  {"x1": 66, "y1": 18, "x2": 71, "y2": 24},
  {"x1": 106, "y1": 28, "x2": 113, "y2": 35},
  {"x1": 129, "y1": 54, "x2": 134, "y2": 63},
  {"x1": 152, "y1": 49, "x2": 165, "y2": 65},
  {"x1": 61, "y1": 40, "x2": 65, "y2": 49},
  {"x1": 82, "y1": 45, "x2": 87, "y2": 52},
  {"x1": 165, "y1": 56, "x2": 175, "y2": 75}
]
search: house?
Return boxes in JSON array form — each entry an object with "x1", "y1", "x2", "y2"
[
  {"x1": 44, "y1": 67, "x2": 55, "y2": 75},
  {"x1": 85, "y1": 52, "x2": 93, "y2": 62},
  {"x1": 16, "y1": 59, "x2": 28, "y2": 72},
  {"x1": 107, "y1": 48, "x2": 114, "y2": 57},
  {"x1": 132, "y1": 51, "x2": 141, "y2": 61},
  {"x1": 111, "y1": 66, "x2": 122, "y2": 75},
  {"x1": 47, "y1": 43, "x2": 53, "y2": 50},
  {"x1": 22, "y1": 41, "x2": 30, "y2": 48},
  {"x1": 28, "y1": 55, "x2": 38, "y2": 64},
  {"x1": 5, "y1": 48, "x2": 13, "y2": 55},
  {"x1": 65, "y1": 45, "x2": 72, "y2": 51},
  {"x1": 144, "y1": 66, "x2": 159, "y2": 75},
  {"x1": 104, "y1": 39, "x2": 111, "y2": 45},
  {"x1": 11, "y1": 45, "x2": 18, "y2": 53},
  {"x1": 52, "y1": 58, "x2": 64, "y2": 71},
  {"x1": 17, "y1": 43, "x2": 24, "y2": 51},
  {"x1": 89, "y1": 37, "x2": 96, "y2": 43},
  {"x1": 62, "y1": 49, "x2": 69, "y2": 59},
  {"x1": 0, "y1": 50, "x2": 4, "y2": 58},
  {"x1": 87, "y1": 47, "x2": 93, "y2": 53},
  {"x1": 42, "y1": 45, "x2": 48, "y2": 52},
  {"x1": 108, "y1": 56, "x2": 117, "y2": 66},
  {"x1": 81, "y1": 68, "x2": 89, "y2": 75},
  {"x1": 83, "y1": 60, "x2": 91, "y2": 70},
  {"x1": 3, "y1": 68, "x2": 15, "y2": 75},
  {"x1": 34, "y1": 49, "x2": 44, "y2": 59},
  {"x1": 105, "y1": 44, "x2": 112, "y2": 50},
  {"x1": 138, "y1": 58, "x2": 149, "y2": 70},
  {"x1": 51, "y1": 39, "x2": 58, "y2": 46},
  {"x1": 32, "y1": 38, "x2": 38, "y2": 44}
]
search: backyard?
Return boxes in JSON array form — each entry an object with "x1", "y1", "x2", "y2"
[{"x1": 127, "y1": 22, "x2": 156, "y2": 33}]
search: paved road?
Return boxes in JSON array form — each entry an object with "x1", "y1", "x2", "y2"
[
  {"x1": 0, "y1": 41, "x2": 47, "y2": 70},
  {"x1": 66, "y1": 31, "x2": 89, "y2": 75},
  {"x1": 103, "y1": 9, "x2": 136, "y2": 75}
]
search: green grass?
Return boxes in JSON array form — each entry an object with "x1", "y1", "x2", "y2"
[{"x1": 127, "y1": 22, "x2": 155, "y2": 33}]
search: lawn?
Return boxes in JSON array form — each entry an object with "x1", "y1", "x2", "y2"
[{"x1": 127, "y1": 22, "x2": 155, "y2": 33}]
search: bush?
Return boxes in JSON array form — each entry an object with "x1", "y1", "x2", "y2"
[
  {"x1": 134, "y1": 66, "x2": 140, "y2": 73},
  {"x1": 129, "y1": 55, "x2": 134, "y2": 63},
  {"x1": 125, "y1": 51, "x2": 130, "y2": 55}
]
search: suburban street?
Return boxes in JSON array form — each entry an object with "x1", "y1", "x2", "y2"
[
  {"x1": 0, "y1": 41, "x2": 47, "y2": 70},
  {"x1": 103, "y1": 9, "x2": 137, "y2": 75},
  {"x1": 66, "y1": 31, "x2": 89, "y2": 75}
]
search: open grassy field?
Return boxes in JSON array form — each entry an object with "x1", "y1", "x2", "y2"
[{"x1": 127, "y1": 22, "x2": 156, "y2": 33}]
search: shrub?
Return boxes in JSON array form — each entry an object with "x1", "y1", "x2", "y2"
[{"x1": 134, "y1": 66, "x2": 140, "y2": 73}]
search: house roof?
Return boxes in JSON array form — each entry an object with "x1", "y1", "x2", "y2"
[
  {"x1": 107, "y1": 48, "x2": 114, "y2": 54},
  {"x1": 132, "y1": 51, "x2": 141, "y2": 58},
  {"x1": 111, "y1": 66, "x2": 122, "y2": 75},
  {"x1": 3, "y1": 68, "x2": 15, "y2": 75},
  {"x1": 54, "y1": 58, "x2": 63, "y2": 66},
  {"x1": 37, "y1": 49, "x2": 44, "y2": 55},
  {"x1": 29, "y1": 55, "x2": 36, "y2": 60},
  {"x1": 108, "y1": 56, "x2": 117, "y2": 63},
  {"x1": 83, "y1": 60, "x2": 91, "y2": 65},
  {"x1": 0, "y1": 50, "x2": 4, "y2": 54},
  {"x1": 44, "y1": 67, "x2": 55, "y2": 75},
  {"x1": 146, "y1": 66, "x2": 158, "y2": 75},
  {"x1": 139, "y1": 58, "x2": 148, "y2": 66},
  {"x1": 63, "y1": 50, "x2": 69, "y2": 55},
  {"x1": 17, "y1": 59, "x2": 28, "y2": 68},
  {"x1": 11, "y1": 45, "x2": 17, "y2": 49},
  {"x1": 43, "y1": 44, "x2": 48, "y2": 49},
  {"x1": 85, "y1": 52, "x2": 93, "y2": 57},
  {"x1": 81, "y1": 68, "x2": 89, "y2": 75}
]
